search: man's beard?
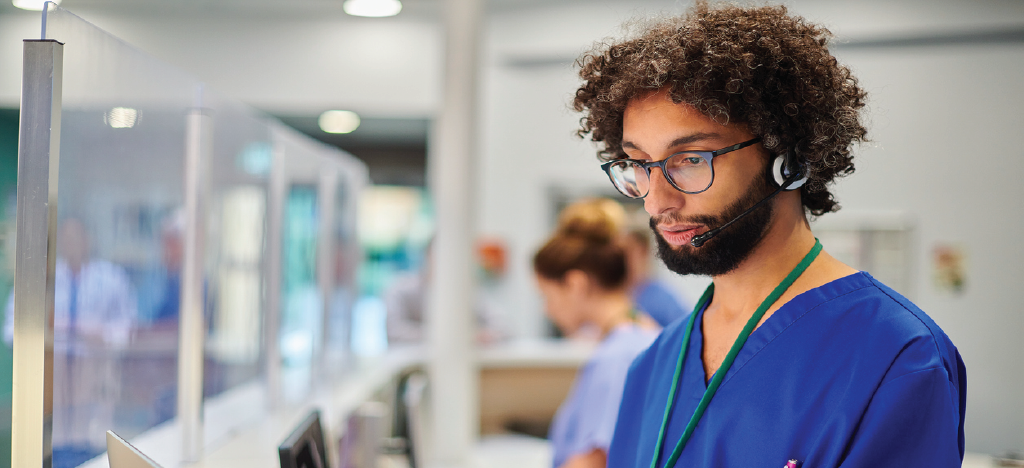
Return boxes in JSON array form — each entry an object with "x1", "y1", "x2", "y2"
[{"x1": 651, "y1": 176, "x2": 775, "y2": 277}]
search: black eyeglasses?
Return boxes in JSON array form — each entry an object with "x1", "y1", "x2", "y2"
[{"x1": 601, "y1": 138, "x2": 761, "y2": 199}]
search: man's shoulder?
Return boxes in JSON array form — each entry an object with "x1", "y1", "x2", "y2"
[
  {"x1": 812, "y1": 272, "x2": 951, "y2": 345},
  {"x1": 631, "y1": 273, "x2": 961, "y2": 380},
  {"x1": 804, "y1": 272, "x2": 962, "y2": 382}
]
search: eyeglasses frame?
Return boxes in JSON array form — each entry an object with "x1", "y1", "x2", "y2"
[{"x1": 600, "y1": 137, "x2": 762, "y2": 198}]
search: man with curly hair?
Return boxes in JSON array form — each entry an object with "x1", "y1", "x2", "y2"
[{"x1": 570, "y1": 3, "x2": 966, "y2": 467}]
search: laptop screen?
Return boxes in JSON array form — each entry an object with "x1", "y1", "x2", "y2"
[{"x1": 106, "y1": 431, "x2": 162, "y2": 468}]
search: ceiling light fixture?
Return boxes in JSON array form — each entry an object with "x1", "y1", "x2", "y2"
[
  {"x1": 13, "y1": 0, "x2": 61, "y2": 11},
  {"x1": 318, "y1": 110, "x2": 361, "y2": 134},
  {"x1": 105, "y1": 107, "x2": 138, "y2": 129},
  {"x1": 343, "y1": 0, "x2": 402, "y2": 18}
]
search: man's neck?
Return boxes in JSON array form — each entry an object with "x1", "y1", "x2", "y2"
[{"x1": 707, "y1": 195, "x2": 851, "y2": 322}]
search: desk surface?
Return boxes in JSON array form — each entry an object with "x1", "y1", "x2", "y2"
[
  {"x1": 477, "y1": 338, "x2": 596, "y2": 368},
  {"x1": 83, "y1": 348, "x2": 425, "y2": 468}
]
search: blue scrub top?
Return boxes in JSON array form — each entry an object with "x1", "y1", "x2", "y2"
[
  {"x1": 609, "y1": 272, "x2": 967, "y2": 467},
  {"x1": 549, "y1": 324, "x2": 659, "y2": 468}
]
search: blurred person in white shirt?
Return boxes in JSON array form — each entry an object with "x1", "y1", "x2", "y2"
[{"x1": 4, "y1": 217, "x2": 137, "y2": 468}]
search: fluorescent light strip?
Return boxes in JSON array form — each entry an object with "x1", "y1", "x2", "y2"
[{"x1": 13, "y1": 0, "x2": 60, "y2": 11}]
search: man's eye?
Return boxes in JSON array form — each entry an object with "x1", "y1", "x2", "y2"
[{"x1": 676, "y1": 155, "x2": 704, "y2": 167}]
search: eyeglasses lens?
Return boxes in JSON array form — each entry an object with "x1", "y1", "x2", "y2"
[
  {"x1": 665, "y1": 153, "x2": 712, "y2": 193},
  {"x1": 609, "y1": 154, "x2": 713, "y2": 198},
  {"x1": 609, "y1": 161, "x2": 647, "y2": 198}
]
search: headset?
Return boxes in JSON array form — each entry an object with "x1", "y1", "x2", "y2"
[
  {"x1": 769, "y1": 152, "x2": 808, "y2": 190},
  {"x1": 690, "y1": 151, "x2": 809, "y2": 247}
]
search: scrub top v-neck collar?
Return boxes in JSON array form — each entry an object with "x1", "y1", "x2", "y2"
[{"x1": 684, "y1": 271, "x2": 866, "y2": 396}]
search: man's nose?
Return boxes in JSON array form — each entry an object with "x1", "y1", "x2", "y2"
[{"x1": 644, "y1": 166, "x2": 683, "y2": 217}]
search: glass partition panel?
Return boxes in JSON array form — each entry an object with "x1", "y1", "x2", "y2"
[
  {"x1": 271, "y1": 126, "x2": 325, "y2": 404},
  {"x1": 41, "y1": 6, "x2": 198, "y2": 467},
  {"x1": 10, "y1": 5, "x2": 368, "y2": 466},
  {"x1": 324, "y1": 171, "x2": 361, "y2": 376},
  {"x1": 268, "y1": 124, "x2": 368, "y2": 397},
  {"x1": 202, "y1": 94, "x2": 270, "y2": 404},
  {"x1": 196, "y1": 94, "x2": 273, "y2": 445},
  {"x1": 0, "y1": 101, "x2": 19, "y2": 468},
  {"x1": 280, "y1": 183, "x2": 319, "y2": 402}
]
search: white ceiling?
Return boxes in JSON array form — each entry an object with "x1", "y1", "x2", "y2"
[
  {"x1": 3, "y1": 0, "x2": 1024, "y2": 159},
  {"x1": 0, "y1": 0, "x2": 1019, "y2": 25},
  {"x1": 3, "y1": 0, "x2": 1024, "y2": 31}
]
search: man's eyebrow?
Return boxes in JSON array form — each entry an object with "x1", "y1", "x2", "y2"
[
  {"x1": 620, "y1": 131, "x2": 722, "y2": 152},
  {"x1": 666, "y1": 132, "x2": 721, "y2": 148}
]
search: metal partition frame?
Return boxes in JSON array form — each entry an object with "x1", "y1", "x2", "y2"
[
  {"x1": 315, "y1": 167, "x2": 339, "y2": 385},
  {"x1": 12, "y1": 38, "x2": 63, "y2": 468},
  {"x1": 178, "y1": 104, "x2": 212, "y2": 462},
  {"x1": 264, "y1": 128, "x2": 286, "y2": 409}
]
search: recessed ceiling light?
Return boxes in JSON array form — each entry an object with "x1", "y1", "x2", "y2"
[
  {"x1": 104, "y1": 107, "x2": 138, "y2": 129},
  {"x1": 343, "y1": 0, "x2": 402, "y2": 18},
  {"x1": 318, "y1": 110, "x2": 361, "y2": 134},
  {"x1": 12, "y1": 0, "x2": 60, "y2": 11}
]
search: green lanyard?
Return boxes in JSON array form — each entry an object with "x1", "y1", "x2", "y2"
[{"x1": 650, "y1": 239, "x2": 822, "y2": 468}]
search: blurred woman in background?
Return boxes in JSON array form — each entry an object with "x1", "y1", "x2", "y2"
[
  {"x1": 535, "y1": 198, "x2": 659, "y2": 468},
  {"x1": 621, "y1": 225, "x2": 690, "y2": 327}
]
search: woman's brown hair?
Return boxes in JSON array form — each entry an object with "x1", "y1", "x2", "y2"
[{"x1": 533, "y1": 198, "x2": 628, "y2": 290}]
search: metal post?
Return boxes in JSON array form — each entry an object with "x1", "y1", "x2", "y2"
[
  {"x1": 427, "y1": 0, "x2": 483, "y2": 464},
  {"x1": 177, "y1": 95, "x2": 212, "y2": 462},
  {"x1": 264, "y1": 130, "x2": 287, "y2": 409},
  {"x1": 12, "y1": 39, "x2": 63, "y2": 468},
  {"x1": 315, "y1": 167, "x2": 338, "y2": 383}
]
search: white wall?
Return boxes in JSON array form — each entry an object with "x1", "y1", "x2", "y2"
[
  {"x1": 831, "y1": 44, "x2": 1024, "y2": 454},
  {"x1": 478, "y1": 1, "x2": 689, "y2": 339}
]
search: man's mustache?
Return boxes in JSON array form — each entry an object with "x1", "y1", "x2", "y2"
[{"x1": 649, "y1": 212, "x2": 721, "y2": 230}]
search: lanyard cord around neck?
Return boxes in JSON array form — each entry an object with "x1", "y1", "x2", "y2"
[{"x1": 650, "y1": 239, "x2": 823, "y2": 468}]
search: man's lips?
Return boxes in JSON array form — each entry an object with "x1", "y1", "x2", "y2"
[{"x1": 657, "y1": 224, "x2": 704, "y2": 246}]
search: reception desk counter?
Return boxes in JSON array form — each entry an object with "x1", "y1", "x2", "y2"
[{"x1": 83, "y1": 339, "x2": 991, "y2": 468}]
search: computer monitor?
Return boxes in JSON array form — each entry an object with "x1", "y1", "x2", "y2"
[
  {"x1": 106, "y1": 430, "x2": 163, "y2": 468},
  {"x1": 279, "y1": 410, "x2": 329, "y2": 468}
]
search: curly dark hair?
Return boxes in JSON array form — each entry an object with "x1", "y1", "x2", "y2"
[{"x1": 573, "y1": 2, "x2": 868, "y2": 215}]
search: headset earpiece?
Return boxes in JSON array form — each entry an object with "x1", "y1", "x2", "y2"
[{"x1": 771, "y1": 153, "x2": 808, "y2": 190}]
